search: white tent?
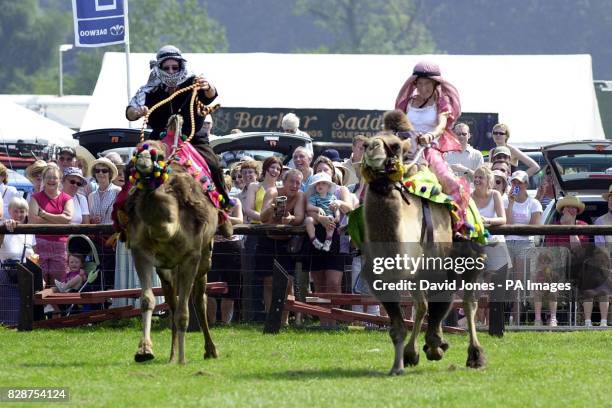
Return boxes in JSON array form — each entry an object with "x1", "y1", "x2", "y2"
[
  {"x1": 82, "y1": 52, "x2": 604, "y2": 147},
  {"x1": 0, "y1": 100, "x2": 78, "y2": 147}
]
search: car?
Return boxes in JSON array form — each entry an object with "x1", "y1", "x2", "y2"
[
  {"x1": 0, "y1": 142, "x2": 50, "y2": 176},
  {"x1": 74, "y1": 128, "x2": 147, "y2": 158},
  {"x1": 210, "y1": 131, "x2": 313, "y2": 169},
  {"x1": 7, "y1": 169, "x2": 33, "y2": 199},
  {"x1": 540, "y1": 140, "x2": 612, "y2": 227}
]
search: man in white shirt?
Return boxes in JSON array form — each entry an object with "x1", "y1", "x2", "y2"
[{"x1": 444, "y1": 122, "x2": 484, "y2": 181}]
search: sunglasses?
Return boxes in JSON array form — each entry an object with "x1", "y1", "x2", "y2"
[
  {"x1": 94, "y1": 168, "x2": 110, "y2": 174},
  {"x1": 492, "y1": 131, "x2": 507, "y2": 136},
  {"x1": 59, "y1": 156, "x2": 74, "y2": 161},
  {"x1": 68, "y1": 179, "x2": 84, "y2": 187},
  {"x1": 161, "y1": 65, "x2": 180, "y2": 72},
  {"x1": 455, "y1": 132, "x2": 469, "y2": 136}
]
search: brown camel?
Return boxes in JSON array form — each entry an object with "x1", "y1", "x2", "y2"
[
  {"x1": 127, "y1": 134, "x2": 226, "y2": 364},
  {"x1": 361, "y1": 131, "x2": 486, "y2": 375}
]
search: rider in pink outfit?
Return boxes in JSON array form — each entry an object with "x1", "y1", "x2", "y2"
[{"x1": 395, "y1": 61, "x2": 471, "y2": 235}]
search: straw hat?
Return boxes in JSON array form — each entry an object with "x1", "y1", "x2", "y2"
[
  {"x1": 25, "y1": 160, "x2": 48, "y2": 181},
  {"x1": 602, "y1": 184, "x2": 612, "y2": 200},
  {"x1": 90, "y1": 157, "x2": 118, "y2": 181},
  {"x1": 556, "y1": 195, "x2": 585, "y2": 214}
]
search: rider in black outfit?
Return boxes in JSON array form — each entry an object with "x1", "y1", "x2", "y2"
[{"x1": 125, "y1": 45, "x2": 230, "y2": 206}]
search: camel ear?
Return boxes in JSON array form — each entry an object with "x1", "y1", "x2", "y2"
[{"x1": 401, "y1": 138, "x2": 412, "y2": 155}]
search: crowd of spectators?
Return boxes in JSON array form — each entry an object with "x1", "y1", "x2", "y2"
[{"x1": 0, "y1": 117, "x2": 610, "y2": 328}]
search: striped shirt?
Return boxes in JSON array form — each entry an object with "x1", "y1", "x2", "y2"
[{"x1": 88, "y1": 184, "x2": 121, "y2": 224}]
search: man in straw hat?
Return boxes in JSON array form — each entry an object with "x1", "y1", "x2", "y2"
[{"x1": 544, "y1": 195, "x2": 588, "y2": 246}]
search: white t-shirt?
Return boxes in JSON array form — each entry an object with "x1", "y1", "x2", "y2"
[
  {"x1": 444, "y1": 146, "x2": 484, "y2": 177},
  {"x1": 71, "y1": 193, "x2": 90, "y2": 225},
  {"x1": 505, "y1": 196, "x2": 542, "y2": 241},
  {"x1": 0, "y1": 184, "x2": 21, "y2": 220},
  {"x1": 0, "y1": 234, "x2": 36, "y2": 262}
]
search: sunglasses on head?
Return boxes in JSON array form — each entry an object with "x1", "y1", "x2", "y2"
[
  {"x1": 493, "y1": 131, "x2": 507, "y2": 136},
  {"x1": 68, "y1": 179, "x2": 83, "y2": 187},
  {"x1": 161, "y1": 64, "x2": 180, "y2": 72},
  {"x1": 94, "y1": 168, "x2": 110, "y2": 174}
]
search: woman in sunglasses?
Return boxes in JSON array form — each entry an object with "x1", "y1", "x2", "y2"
[
  {"x1": 87, "y1": 158, "x2": 120, "y2": 291},
  {"x1": 62, "y1": 167, "x2": 90, "y2": 225},
  {"x1": 490, "y1": 123, "x2": 540, "y2": 176}
]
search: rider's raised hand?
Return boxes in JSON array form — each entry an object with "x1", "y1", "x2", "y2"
[
  {"x1": 195, "y1": 76, "x2": 210, "y2": 91},
  {"x1": 138, "y1": 105, "x2": 149, "y2": 118}
]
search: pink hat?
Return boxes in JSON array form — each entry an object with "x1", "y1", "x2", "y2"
[{"x1": 395, "y1": 61, "x2": 461, "y2": 127}]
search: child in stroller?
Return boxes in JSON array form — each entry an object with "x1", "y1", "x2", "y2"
[{"x1": 54, "y1": 253, "x2": 87, "y2": 293}]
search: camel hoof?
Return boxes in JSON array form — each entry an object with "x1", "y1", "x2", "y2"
[
  {"x1": 423, "y1": 344, "x2": 445, "y2": 361},
  {"x1": 466, "y1": 345, "x2": 487, "y2": 369},
  {"x1": 388, "y1": 367, "x2": 405, "y2": 376},
  {"x1": 204, "y1": 349, "x2": 218, "y2": 359},
  {"x1": 134, "y1": 352, "x2": 155, "y2": 363},
  {"x1": 403, "y1": 349, "x2": 420, "y2": 367}
]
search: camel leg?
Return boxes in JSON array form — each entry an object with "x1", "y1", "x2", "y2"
[
  {"x1": 157, "y1": 268, "x2": 179, "y2": 363},
  {"x1": 423, "y1": 299, "x2": 452, "y2": 361},
  {"x1": 463, "y1": 291, "x2": 487, "y2": 369},
  {"x1": 133, "y1": 250, "x2": 156, "y2": 362},
  {"x1": 382, "y1": 301, "x2": 407, "y2": 376},
  {"x1": 175, "y1": 255, "x2": 201, "y2": 365},
  {"x1": 193, "y1": 241, "x2": 217, "y2": 359},
  {"x1": 404, "y1": 291, "x2": 427, "y2": 367}
]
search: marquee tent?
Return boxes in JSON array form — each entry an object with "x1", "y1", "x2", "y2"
[
  {"x1": 81, "y1": 52, "x2": 604, "y2": 147},
  {"x1": 0, "y1": 100, "x2": 78, "y2": 147}
]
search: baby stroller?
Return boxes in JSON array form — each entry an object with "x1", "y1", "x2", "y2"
[{"x1": 64, "y1": 234, "x2": 101, "y2": 316}]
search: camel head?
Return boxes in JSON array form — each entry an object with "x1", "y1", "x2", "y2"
[
  {"x1": 361, "y1": 132, "x2": 411, "y2": 184},
  {"x1": 129, "y1": 140, "x2": 170, "y2": 190}
]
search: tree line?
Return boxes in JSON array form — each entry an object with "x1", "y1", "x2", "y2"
[{"x1": 3, "y1": 0, "x2": 612, "y2": 95}]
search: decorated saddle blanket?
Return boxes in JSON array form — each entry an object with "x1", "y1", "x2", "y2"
[
  {"x1": 111, "y1": 132, "x2": 226, "y2": 244},
  {"x1": 347, "y1": 167, "x2": 488, "y2": 247},
  {"x1": 160, "y1": 131, "x2": 222, "y2": 209}
]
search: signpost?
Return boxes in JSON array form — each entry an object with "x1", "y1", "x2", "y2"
[{"x1": 71, "y1": 0, "x2": 132, "y2": 101}]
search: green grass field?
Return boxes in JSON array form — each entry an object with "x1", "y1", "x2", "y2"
[{"x1": 0, "y1": 320, "x2": 610, "y2": 407}]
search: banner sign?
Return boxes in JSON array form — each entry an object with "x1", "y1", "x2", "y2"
[
  {"x1": 213, "y1": 108, "x2": 499, "y2": 151},
  {"x1": 72, "y1": 0, "x2": 126, "y2": 47}
]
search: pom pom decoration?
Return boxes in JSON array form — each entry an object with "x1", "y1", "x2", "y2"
[{"x1": 129, "y1": 145, "x2": 171, "y2": 192}]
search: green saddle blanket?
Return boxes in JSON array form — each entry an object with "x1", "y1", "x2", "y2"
[{"x1": 348, "y1": 168, "x2": 489, "y2": 247}]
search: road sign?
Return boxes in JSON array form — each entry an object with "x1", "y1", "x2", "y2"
[{"x1": 72, "y1": 0, "x2": 127, "y2": 47}]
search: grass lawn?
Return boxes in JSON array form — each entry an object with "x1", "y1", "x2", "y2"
[{"x1": 0, "y1": 320, "x2": 610, "y2": 407}]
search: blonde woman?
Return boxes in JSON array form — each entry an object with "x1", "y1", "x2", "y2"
[
  {"x1": 490, "y1": 123, "x2": 540, "y2": 176},
  {"x1": 472, "y1": 165, "x2": 511, "y2": 332},
  {"x1": 28, "y1": 165, "x2": 74, "y2": 285}
]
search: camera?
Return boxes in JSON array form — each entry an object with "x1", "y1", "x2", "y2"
[{"x1": 274, "y1": 196, "x2": 287, "y2": 218}]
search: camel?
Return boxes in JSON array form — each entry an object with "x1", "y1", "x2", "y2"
[
  {"x1": 126, "y1": 135, "x2": 225, "y2": 364},
  {"x1": 360, "y1": 131, "x2": 486, "y2": 375}
]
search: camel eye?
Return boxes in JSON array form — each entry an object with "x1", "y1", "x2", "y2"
[{"x1": 363, "y1": 141, "x2": 370, "y2": 148}]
